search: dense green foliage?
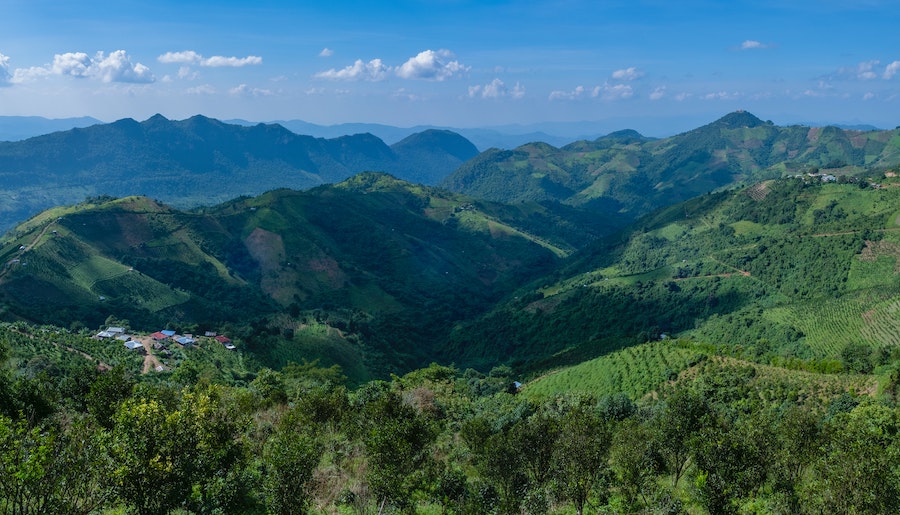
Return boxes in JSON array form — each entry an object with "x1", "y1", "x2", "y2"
[
  {"x1": 1, "y1": 321, "x2": 898, "y2": 514},
  {"x1": 447, "y1": 177, "x2": 900, "y2": 373}
]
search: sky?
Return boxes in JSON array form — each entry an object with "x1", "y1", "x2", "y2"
[{"x1": 1, "y1": 0, "x2": 899, "y2": 136}]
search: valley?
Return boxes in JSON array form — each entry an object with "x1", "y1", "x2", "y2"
[{"x1": 1, "y1": 111, "x2": 900, "y2": 513}]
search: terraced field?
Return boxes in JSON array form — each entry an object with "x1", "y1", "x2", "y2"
[{"x1": 522, "y1": 340, "x2": 702, "y2": 400}]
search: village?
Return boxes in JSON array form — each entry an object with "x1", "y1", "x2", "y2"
[{"x1": 94, "y1": 326, "x2": 236, "y2": 374}]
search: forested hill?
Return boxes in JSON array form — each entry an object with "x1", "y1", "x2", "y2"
[
  {"x1": 442, "y1": 111, "x2": 900, "y2": 219},
  {"x1": 0, "y1": 173, "x2": 612, "y2": 382},
  {"x1": 443, "y1": 175, "x2": 900, "y2": 372},
  {"x1": 0, "y1": 115, "x2": 478, "y2": 232}
]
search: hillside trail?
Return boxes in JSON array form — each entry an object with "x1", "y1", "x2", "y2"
[
  {"x1": 0, "y1": 218, "x2": 58, "y2": 282},
  {"x1": 137, "y1": 335, "x2": 165, "y2": 374}
]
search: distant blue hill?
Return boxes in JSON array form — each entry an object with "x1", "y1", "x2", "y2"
[
  {"x1": 0, "y1": 116, "x2": 105, "y2": 141},
  {"x1": 225, "y1": 118, "x2": 603, "y2": 150}
]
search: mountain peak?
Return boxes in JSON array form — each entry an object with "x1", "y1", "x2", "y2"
[{"x1": 712, "y1": 110, "x2": 766, "y2": 129}]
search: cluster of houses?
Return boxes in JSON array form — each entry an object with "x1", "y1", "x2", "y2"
[
  {"x1": 95, "y1": 326, "x2": 236, "y2": 352},
  {"x1": 95, "y1": 326, "x2": 144, "y2": 352}
]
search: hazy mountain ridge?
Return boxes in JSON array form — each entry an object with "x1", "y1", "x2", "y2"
[
  {"x1": 0, "y1": 116, "x2": 104, "y2": 142},
  {"x1": 0, "y1": 115, "x2": 479, "y2": 233}
]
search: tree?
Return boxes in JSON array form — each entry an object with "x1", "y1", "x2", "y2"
[
  {"x1": 690, "y1": 413, "x2": 772, "y2": 514},
  {"x1": 0, "y1": 415, "x2": 113, "y2": 514},
  {"x1": 362, "y1": 390, "x2": 437, "y2": 513},
  {"x1": 262, "y1": 428, "x2": 321, "y2": 514},
  {"x1": 652, "y1": 388, "x2": 713, "y2": 488},
  {"x1": 551, "y1": 403, "x2": 612, "y2": 515},
  {"x1": 612, "y1": 418, "x2": 663, "y2": 511},
  {"x1": 86, "y1": 366, "x2": 135, "y2": 429},
  {"x1": 803, "y1": 403, "x2": 900, "y2": 513},
  {"x1": 109, "y1": 397, "x2": 188, "y2": 515}
]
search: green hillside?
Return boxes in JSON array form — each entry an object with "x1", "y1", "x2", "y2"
[
  {"x1": 0, "y1": 174, "x2": 612, "y2": 382},
  {"x1": 442, "y1": 111, "x2": 900, "y2": 219},
  {"x1": 443, "y1": 175, "x2": 900, "y2": 373}
]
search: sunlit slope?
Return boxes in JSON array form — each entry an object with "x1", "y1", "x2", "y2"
[{"x1": 443, "y1": 176, "x2": 900, "y2": 372}]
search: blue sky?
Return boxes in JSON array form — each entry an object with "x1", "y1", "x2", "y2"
[{"x1": 1, "y1": 0, "x2": 899, "y2": 135}]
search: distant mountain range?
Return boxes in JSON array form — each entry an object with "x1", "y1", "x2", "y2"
[
  {"x1": 2, "y1": 110, "x2": 898, "y2": 236},
  {"x1": 0, "y1": 114, "x2": 478, "y2": 232}
]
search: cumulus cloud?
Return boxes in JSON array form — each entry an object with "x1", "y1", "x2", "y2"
[
  {"x1": 884, "y1": 61, "x2": 900, "y2": 79},
  {"x1": 837, "y1": 60, "x2": 880, "y2": 80},
  {"x1": 52, "y1": 52, "x2": 93, "y2": 77},
  {"x1": 611, "y1": 67, "x2": 643, "y2": 81},
  {"x1": 549, "y1": 86, "x2": 586, "y2": 100},
  {"x1": 157, "y1": 51, "x2": 262, "y2": 67},
  {"x1": 863, "y1": 92, "x2": 876, "y2": 100},
  {"x1": 187, "y1": 84, "x2": 216, "y2": 95},
  {"x1": 701, "y1": 91, "x2": 741, "y2": 100},
  {"x1": 229, "y1": 84, "x2": 273, "y2": 96},
  {"x1": 315, "y1": 58, "x2": 391, "y2": 81},
  {"x1": 740, "y1": 40, "x2": 770, "y2": 50},
  {"x1": 10, "y1": 50, "x2": 154, "y2": 83},
  {"x1": 0, "y1": 53, "x2": 10, "y2": 85},
  {"x1": 468, "y1": 78, "x2": 525, "y2": 99},
  {"x1": 649, "y1": 86, "x2": 666, "y2": 100},
  {"x1": 94, "y1": 50, "x2": 155, "y2": 83},
  {"x1": 596, "y1": 83, "x2": 634, "y2": 100},
  {"x1": 158, "y1": 51, "x2": 202, "y2": 64},
  {"x1": 204, "y1": 55, "x2": 262, "y2": 67},
  {"x1": 396, "y1": 50, "x2": 468, "y2": 81},
  {"x1": 319, "y1": 48, "x2": 334, "y2": 57}
]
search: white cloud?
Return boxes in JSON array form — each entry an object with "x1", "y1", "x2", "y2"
[
  {"x1": 94, "y1": 50, "x2": 154, "y2": 83},
  {"x1": 315, "y1": 58, "x2": 391, "y2": 81},
  {"x1": 863, "y1": 92, "x2": 875, "y2": 100},
  {"x1": 701, "y1": 91, "x2": 741, "y2": 100},
  {"x1": 158, "y1": 51, "x2": 202, "y2": 64},
  {"x1": 229, "y1": 84, "x2": 273, "y2": 96},
  {"x1": 203, "y1": 55, "x2": 262, "y2": 67},
  {"x1": 319, "y1": 48, "x2": 334, "y2": 57},
  {"x1": 740, "y1": 40, "x2": 769, "y2": 50},
  {"x1": 186, "y1": 84, "x2": 216, "y2": 95},
  {"x1": 52, "y1": 52, "x2": 92, "y2": 77},
  {"x1": 468, "y1": 78, "x2": 525, "y2": 99},
  {"x1": 11, "y1": 50, "x2": 154, "y2": 84},
  {"x1": 838, "y1": 60, "x2": 880, "y2": 80},
  {"x1": 597, "y1": 83, "x2": 634, "y2": 100},
  {"x1": 392, "y1": 88, "x2": 422, "y2": 101},
  {"x1": 177, "y1": 66, "x2": 197, "y2": 80},
  {"x1": 0, "y1": 53, "x2": 10, "y2": 85},
  {"x1": 396, "y1": 50, "x2": 468, "y2": 81},
  {"x1": 157, "y1": 51, "x2": 262, "y2": 67},
  {"x1": 11, "y1": 66, "x2": 49, "y2": 83},
  {"x1": 511, "y1": 82, "x2": 525, "y2": 99},
  {"x1": 649, "y1": 86, "x2": 667, "y2": 100},
  {"x1": 549, "y1": 85, "x2": 586, "y2": 100},
  {"x1": 611, "y1": 67, "x2": 643, "y2": 81},
  {"x1": 884, "y1": 61, "x2": 900, "y2": 79}
]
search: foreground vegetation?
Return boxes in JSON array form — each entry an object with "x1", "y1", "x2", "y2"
[{"x1": 2, "y1": 321, "x2": 900, "y2": 514}]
